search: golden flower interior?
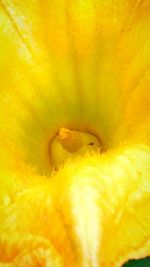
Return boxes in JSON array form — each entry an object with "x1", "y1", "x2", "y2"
[
  {"x1": 0, "y1": 0, "x2": 150, "y2": 266},
  {"x1": 0, "y1": 0, "x2": 149, "y2": 175},
  {"x1": 49, "y1": 127, "x2": 103, "y2": 169}
]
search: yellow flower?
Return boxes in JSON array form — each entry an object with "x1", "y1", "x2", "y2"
[{"x1": 0, "y1": 0, "x2": 150, "y2": 266}]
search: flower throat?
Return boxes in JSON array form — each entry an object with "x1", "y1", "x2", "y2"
[{"x1": 49, "y1": 127, "x2": 102, "y2": 169}]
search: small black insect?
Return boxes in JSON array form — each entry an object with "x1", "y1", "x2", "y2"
[{"x1": 88, "y1": 142, "x2": 94, "y2": 146}]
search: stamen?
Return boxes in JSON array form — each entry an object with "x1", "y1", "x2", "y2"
[
  {"x1": 49, "y1": 127, "x2": 102, "y2": 169},
  {"x1": 58, "y1": 128, "x2": 83, "y2": 153}
]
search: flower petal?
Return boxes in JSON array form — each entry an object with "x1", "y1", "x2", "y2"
[
  {"x1": 0, "y1": 144, "x2": 150, "y2": 266},
  {"x1": 0, "y1": 1, "x2": 150, "y2": 266}
]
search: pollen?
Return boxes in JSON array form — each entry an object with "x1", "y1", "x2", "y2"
[{"x1": 58, "y1": 128, "x2": 83, "y2": 153}]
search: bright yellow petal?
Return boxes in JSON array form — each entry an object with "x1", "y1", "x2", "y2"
[
  {"x1": 0, "y1": 144, "x2": 150, "y2": 266},
  {"x1": 0, "y1": 0, "x2": 150, "y2": 266}
]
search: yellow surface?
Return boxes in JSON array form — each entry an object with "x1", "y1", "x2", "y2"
[
  {"x1": 50, "y1": 128, "x2": 101, "y2": 169},
  {"x1": 0, "y1": 0, "x2": 150, "y2": 266}
]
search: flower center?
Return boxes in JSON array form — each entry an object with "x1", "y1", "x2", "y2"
[{"x1": 49, "y1": 127, "x2": 102, "y2": 169}]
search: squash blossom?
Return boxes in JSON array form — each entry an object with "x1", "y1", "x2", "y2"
[{"x1": 0, "y1": 0, "x2": 150, "y2": 266}]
